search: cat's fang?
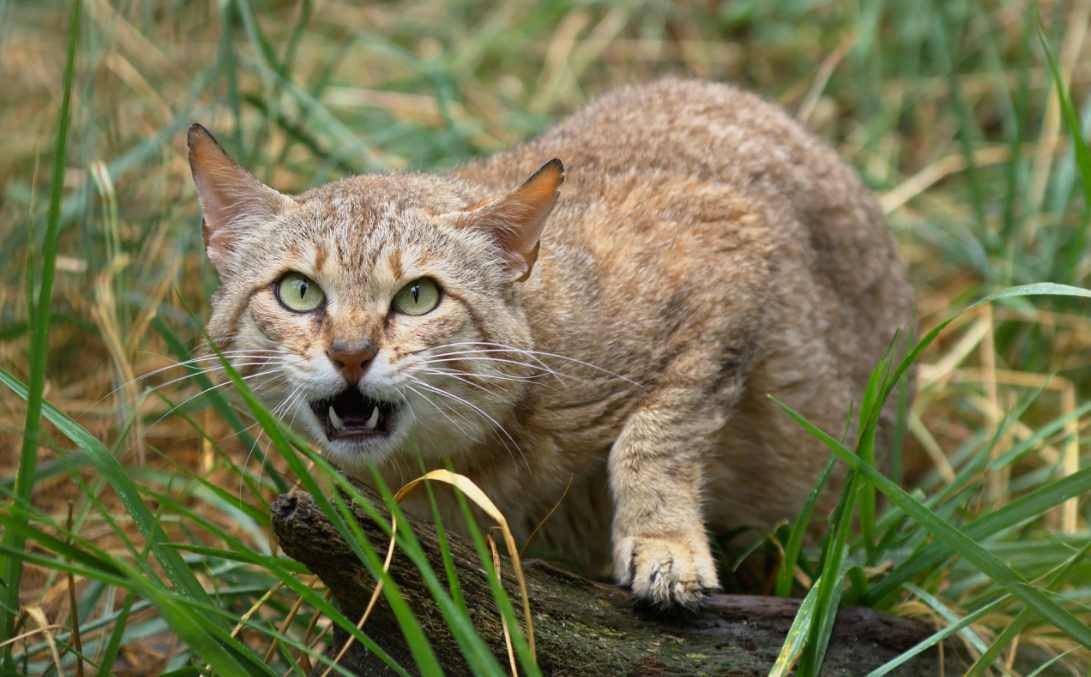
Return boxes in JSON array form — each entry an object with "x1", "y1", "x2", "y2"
[
  {"x1": 329, "y1": 406, "x2": 345, "y2": 431},
  {"x1": 309, "y1": 388, "x2": 398, "y2": 442}
]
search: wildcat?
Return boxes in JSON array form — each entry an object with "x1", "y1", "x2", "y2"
[{"x1": 188, "y1": 78, "x2": 914, "y2": 610}]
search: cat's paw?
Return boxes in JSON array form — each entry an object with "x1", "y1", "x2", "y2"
[{"x1": 614, "y1": 534, "x2": 720, "y2": 611}]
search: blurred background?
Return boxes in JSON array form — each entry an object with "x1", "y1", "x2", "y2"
[{"x1": 2, "y1": 1, "x2": 1091, "y2": 674}]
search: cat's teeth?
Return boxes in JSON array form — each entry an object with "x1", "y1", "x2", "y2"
[
  {"x1": 365, "y1": 406, "x2": 380, "y2": 430},
  {"x1": 329, "y1": 406, "x2": 345, "y2": 431}
]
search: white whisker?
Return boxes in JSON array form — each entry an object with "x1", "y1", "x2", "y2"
[
  {"x1": 106, "y1": 350, "x2": 285, "y2": 398},
  {"x1": 136, "y1": 360, "x2": 283, "y2": 399},
  {"x1": 426, "y1": 340, "x2": 557, "y2": 373},
  {"x1": 419, "y1": 365, "x2": 547, "y2": 384},
  {"x1": 428, "y1": 340, "x2": 642, "y2": 387},
  {"x1": 403, "y1": 383, "x2": 477, "y2": 441},
  {"x1": 240, "y1": 384, "x2": 303, "y2": 500},
  {"x1": 412, "y1": 380, "x2": 529, "y2": 471},
  {"x1": 425, "y1": 355, "x2": 562, "y2": 376},
  {"x1": 150, "y1": 367, "x2": 286, "y2": 427},
  {"x1": 419, "y1": 368, "x2": 506, "y2": 398}
]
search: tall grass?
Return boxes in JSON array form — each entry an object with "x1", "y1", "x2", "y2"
[
  {"x1": 1, "y1": 1, "x2": 1090, "y2": 674},
  {"x1": 1, "y1": 0, "x2": 81, "y2": 666}
]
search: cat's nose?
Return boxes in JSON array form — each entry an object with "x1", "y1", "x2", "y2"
[{"x1": 326, "y1": 340, "x2": 377, "y2": 384}]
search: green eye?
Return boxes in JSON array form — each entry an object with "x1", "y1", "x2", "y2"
[
  {"x1": 392, "y1": 278, "x2": 441, "y2": 316},
  {"x1": 276, "y1": 272, "x2": 325, "y2": 312}
]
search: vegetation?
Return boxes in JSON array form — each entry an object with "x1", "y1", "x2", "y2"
[{"x1": 1, "y1": 1, "x2": 1090, "y2": 674}]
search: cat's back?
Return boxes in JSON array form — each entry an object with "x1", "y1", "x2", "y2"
[
  {"x1": 457, "y1": 78, "x2": 909, "y2": 338},
  {"x1": 460, "y1": 77, "x2": 864, "y2": 212}
]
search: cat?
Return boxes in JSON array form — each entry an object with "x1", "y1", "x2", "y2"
[{"x1": 188, "y1": 78, "x2": 914, "y2": 610}]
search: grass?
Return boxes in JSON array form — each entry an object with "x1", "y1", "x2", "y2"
[
  {"x1": 1, "y1": 0, "x2": 82, "y2": 654},
  {"x1": 2, "y1": 0, "x2": 1091, "y2": 674}
]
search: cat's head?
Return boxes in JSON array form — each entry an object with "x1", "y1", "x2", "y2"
[{"x1": 186, "y1": 124, "x2": 562, "y2": 473}]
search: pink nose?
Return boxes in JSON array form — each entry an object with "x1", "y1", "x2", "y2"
[{"x1": 326, "y1": 340, "x2": 377, "y2": 383}]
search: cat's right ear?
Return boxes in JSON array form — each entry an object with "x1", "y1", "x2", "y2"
[
  {"x1": 441, "y1": 159, "x2": 564, "y2": 283},
  {"x1": 187, "y1": 123, "x2": 295, "y2": 274}
]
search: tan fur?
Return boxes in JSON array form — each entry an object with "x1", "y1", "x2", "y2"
[{"x1": 189, "y1": 79, "x2": 914, "y2": 609}]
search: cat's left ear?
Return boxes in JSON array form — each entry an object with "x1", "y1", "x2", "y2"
[{"x1": 445, "y1": 159, "x2": 564, "y2": 282}]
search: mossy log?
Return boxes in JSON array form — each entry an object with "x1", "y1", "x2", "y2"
[{"x1": 272, "y1": 488, "x2": 954, "y2": 675}]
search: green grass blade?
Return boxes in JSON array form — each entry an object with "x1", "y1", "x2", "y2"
[
  {"x1": 420, "y1": 463, "x2": 468, "y2": 614},
  {"x1": 171, "y1": 543, "x2": 407, "y2": 675},
  {"x1": 138, "y1": 488, "x2": 267, "y2": 559},
  {"x1": 1026, "y1": 649, "x2": 1079, "y2": 677},
  {"x1": 214, "y1": 355, "x2": 436, "y2": 675},
  {"x1": 865, "y1": 385, "x2": 1043, "y2": 560},
  {"x1": 1, "y1": 0, "x2": 82, "y2": 655},
  {"x1": 135, "y1": 585, "x2": 264, "y2": 675},
  {"x1": 295, "y1": 442, "x2": 509, "y2": 675},
  {"x1": 446, "y1": 479, "x2": 540, "y2": 677},
  {"x1": 800, "y1": 484, "x2": 855, "y2": 675},
  {"x1": 292, "y1": 487, "x2": 447, "y2": 675},
  {"x1": 151, "y1": 316, "x2": 287, "y2": 493},
  {"x1": 313, "y1": 455, "x2": 508, "y2": 676},
  {"x1": 0, "y1": 368, "x2": 213, "y2": 604},
  {"x1": 321, "y1": 455, "x2": 507, "y2": 675},
  {"x1": 1039, "y1": 22, "x2": 1091, "y2": 276},
  {"x1": 867, "y1": 595, "x2": 1008, "y2": 677},
  {"x1": 856, "y1": 351, "x2": 892, "y2": 564},
  {"x1": 0, "y1": 513, "x2": 123, "y2": 579},
  {"x1": 868, "y1": 463, "x2": 1091, "y2": 604},
  {"x1": 770, "y1": 579, "x2": 821, "y2": 676},
  {"x1": 933, "y1": 386, "x2": 1045, "y2": 505},
  {"x1": 95, "y1": 591, "x2": 134, "y2": 677},
  {"x1": 889, "y1": 376, "x2": 910, "y2": 489},
  {"x1": 966, "y1": 541, "x2": 1091, "y2": 675},
  {"x1": 934, "y1": 2, "x2": 987, "y2": 232},
  {"x1": 990, "y1": 400, "x2": 1091, "y2": 469},
  {"x1": 0, "y1": 545, "x2": 266, "y2": 675},
  {"x1": 877, "y1": 284, "x2": 1091, "y2": 416},
  {"x1": 771, "y1": 395, "x2": 1091, "y2": 650},
  {"x1": 0, "y1": 452, "x2": 91, "y2": 494},
  {"x1": 904, "y1": 583, "x2": 990, "y2": 657}
]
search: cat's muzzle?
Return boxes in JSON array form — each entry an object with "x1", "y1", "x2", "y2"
[{"x1": 309, "y1": 387, "x2": 398, "y2": 441}]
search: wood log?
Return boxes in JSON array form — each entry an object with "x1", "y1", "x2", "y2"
[{"x1": 271, "y1": 488, "x2": 956, "y2": 675}]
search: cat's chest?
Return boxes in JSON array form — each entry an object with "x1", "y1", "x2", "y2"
[{"x1": 400, "y1": 458, "x2": 615, "y2": 576}]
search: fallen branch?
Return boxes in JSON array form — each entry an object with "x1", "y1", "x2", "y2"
[{"x1": 272, "y1": 488, "x2": 956, "y2": 675}]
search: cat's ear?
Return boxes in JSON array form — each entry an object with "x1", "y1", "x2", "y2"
[
  {"x1": 187, "y1": 123, "x2": 295, "y2": 274},
  {"x1": 446, "y1": 159, "x2": 564, "y2": 282}
]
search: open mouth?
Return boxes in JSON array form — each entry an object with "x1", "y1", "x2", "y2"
[{"x1": 310, "y1": 387, "x2": 398, "y2": 441}]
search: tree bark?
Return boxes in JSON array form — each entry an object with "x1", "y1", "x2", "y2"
[{"x1": 271, "y1": 488, "x2": 955, "y2": 676}]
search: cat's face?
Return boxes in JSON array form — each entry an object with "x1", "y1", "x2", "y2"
[{"x1": 187, "y1": 125, "x2": 562, "y2": 473}]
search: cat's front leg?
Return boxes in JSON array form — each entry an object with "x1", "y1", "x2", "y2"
[{"x1": 608, "y1": 388, "x2": 724, "y2": 610}]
